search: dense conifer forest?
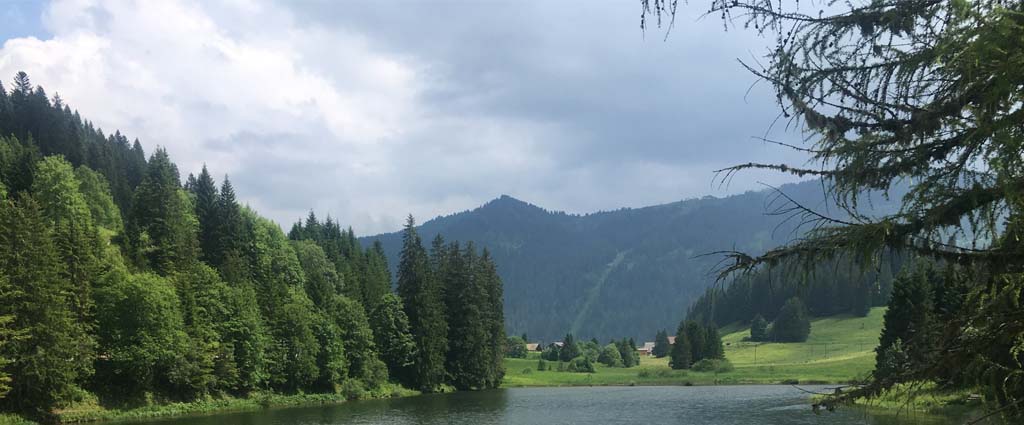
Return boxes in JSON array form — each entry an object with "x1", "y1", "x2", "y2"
[{"x1": 0, "y1": 72, "x2": 506, "y2": 422}]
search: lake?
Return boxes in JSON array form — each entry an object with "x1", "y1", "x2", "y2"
[{"x1": 119, "y1": 386, "x2": 957, "y2": 425}]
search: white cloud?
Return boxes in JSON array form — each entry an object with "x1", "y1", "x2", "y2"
[{"x1": 0, "y1": 0, "x2": 809, "y2": 234}]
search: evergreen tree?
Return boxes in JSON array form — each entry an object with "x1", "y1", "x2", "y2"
[
  {"x1": 669, "y1": 321, "x2": 692, "y2": 370},
  {"x1": 750, "y1": 314, "x2": 769, "y2": 342},
  {"x1": 0, "y1": 195, "x2": 84, "y2": 420},
  {"x1": 683, "y1": 321, "x2": 707, "y2": 362},
  {"x1": 369, "y1": 293, "x2": 416, "y2": 384},
  {"x1": 444, "y1": 243, "x2": 490, "y2": 389},
  {"x1": 703, "y1": 323, "x2": 724, "y2": 360},
  {"x1": 652, "y1": 330, "x2": 670, "y2": 358},
  {"x1": 479, "y1": 249, "x2": 506, "y2": 388},
  {"x1": 875, "y1": 264, "x2": 937, "y2": 382},
  {"x1": 771, "y1": 298, "x2": 811, "y2": 343},
  {"x1": 31, "y1": 156, "x2": 101, "y2": 381},
  {"x1": 127, "y1": 148, "x2": 198, "y2": 274},
  {"x1": 191, "y1": 165, "x2": 218, "y2": 265},
  {"x1": 396, "y1": 216, "x2": 447, "y2": 391},
  {"x1": 362, "y1": 241, "x2": 392, "y2": 311},
  {"x1": 559, "y1": 334, "x2": 580, "y2": 362}
]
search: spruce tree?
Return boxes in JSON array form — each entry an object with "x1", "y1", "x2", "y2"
[
  {"x1": 444, "y1": 242, "x2": 490, "y2": 390},
  {"x1": 560, "y1": 334, "x2": 580, "y2": 362},
  {"x1": 669, "y1": 321, "x2": 692, "y2": 370},
  {"x1": 750, "y1": 314, "x2": 769, "y2": 342},
  {"x1": 771, "y1": 298, "x2": 811, "y2": 343},
  {"x1": 396, "y1": 216, "x2": 447, "y2": 391},
  {"x1": 127, "y1": 148, "x2": 198, "y2": 274},
  {"x1": 703, "y1": 323, "x2": 724, "y2": 360},
  {"x1": 684, "y1": 320, "x2": 707, "y2": 362},
  {"x1": 652, "y1": 330, "x2": 670, "y2": 358},
  {"x1": 192, "y1": 165, "x2": 218, "y2": 265},
  {"x1": 479, "y1": 248, "x2": 506, "y2": 388},
  {"x1": 0, "y1": 195, "x2": 87, "y2": 420},
  {"x1": 875, "y1": 264, "x2": 937, "y2": 381}
]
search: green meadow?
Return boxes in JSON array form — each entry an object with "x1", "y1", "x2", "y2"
[{"x1": 503, "y1": 307, "x2": 885, "y2": 387}]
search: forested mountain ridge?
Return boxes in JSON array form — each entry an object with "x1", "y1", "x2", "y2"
[{"x1": 363, "y1": 182, "x2": 904, "y2": 343}]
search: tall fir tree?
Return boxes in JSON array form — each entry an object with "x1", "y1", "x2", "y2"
[
  {"x1": 396, "y1": 216, "x2": 448, "y2": 391},
  {"x1": 0, "y1": 195, "x2": 84, "y2": 420},
  {"x1": 369, "y1": 293, "x2": 416, "y2": 385},
  {"x1": 669, "y1": 321, "x2": 692, "y2": 370}
]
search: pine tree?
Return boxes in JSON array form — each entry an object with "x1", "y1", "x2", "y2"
[
  {"x1": 703, "y1": 323, "x2": 724, "y2": 360},
  {"x1": 875, "y1": 264, "x2": 937, "y2": 381},
  {"x1": 443, "y1": 242, "x2": 490, "y2": 390},
  {"x1": 396, "y1": 216, "x2": 447, "y2": 391},
  {"x1": 750, "y1": 314, "x2": 769, "y2": 342},
  {"x1": 669, "y1": 321, "x2": 692, "y2": 370},
  {"x1": 479, "y1": 249, "x2": 506, "y2": 388},
  {"x1": 652, "y1": 330, "x2": 670, "y2": 358},
  {"x1": 684, "y1": 320, "x2": 707, "y2": 362},
  {"x1": 191, "y1": 165, "x2": 219, "y2": 265},
  {"x1": 771, "y1": 298, "x2": 811, "y2": 343},
  {"x1": 560, "y1": 333, "x2": 580, "y2": 362},
  {"x1": 0, "y1": 195, "x2": 85, "y2": 420},
  {"x1": 127, "y1": 148, "x2": 198, "y2": 274},
  {"x1": 31, "y1": 156, "x2": 101, "y2": 381}
]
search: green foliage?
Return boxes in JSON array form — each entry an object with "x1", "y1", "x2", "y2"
[
  {"x1": 369, "y1": 293, "x2": 415, "y2": 383},
  {"x1": 559, "y1": 334, "x2": 580, "y2": 362},
  {"x1": 396, "y1": 217, "x2": 447, "y2": 392},
  {"x1": 0, "y1": 195, "x2": 85, "y2": 420},
  {"x1": 703, "y1": 325, "x2": 724, "y2": 360},
  {"x1": 652, "y1": 330, "x2": 670, "y2": 358},
  {"x1": 126, "y1": 148, "x2": 198, "y2": 275},
  {"x1": 691, "y1": 358, "x2": 733, "y2": 373},
  {"x1": 93, "y1": 271, "x2": 195, "y2": 403},
  {"x1": 74, "y1": 165, "x2": 122, "y2": 231},
  {"x1": 750, "y1": 314, "x2": 769, "y2": 342},
  {"x1": 875, "y1": 263, "x2": 940, "y2": 384},
  {"x1": 505, "y1": 336, "x2": 528, "y2": 358},
  {"x1": 536, "y1": 359, "x2": 547, "y2": 371},
  {"x1": 565, "y1": 357, "x2": 595, "y2": 373},
  {"x1": 771, "y1": 298, "x2": 811, "y2": 343},
  {"x1": 643, "y1": 0, "x2": 1024, "y2": 417},
  {"x1": 669, "y1": 322, "x2": 691, "y2": 370},
  {"x1": 598, "y1": 343, "x2": 624, "y2": 367}
]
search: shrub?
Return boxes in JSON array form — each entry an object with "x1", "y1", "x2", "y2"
[
  {"x1": 536, "y1": 359, "x2": 547, "y2": 371},
  {"x1": 566, "y1": 357, "x2": 595, "y2": 373},
  {"x1": 340, "y1": 380, "x2": 366, "y2": 400},
  {"x1": 521, "y1": 368, "x2": 532, "y2": 375},
  {"x1": 691, "y1": 359, "x2": 734, "y2": 373}
]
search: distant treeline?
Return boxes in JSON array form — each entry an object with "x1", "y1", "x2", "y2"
[
  {"x1": 0, "y1": 72, "x2": 505, "y2": 422},
  {"x1": 685, "y1": 251, "x2": 907, "y2": 326}
]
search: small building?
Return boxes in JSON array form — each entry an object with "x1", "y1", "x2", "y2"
[
  {"x1": 526, "y1": 343, "x2": 541, "y2": 352},
  {"x1": 667, "y1": 336, "x2": 676, "y2": 345},
  {"x1": 638, "y1": 342, "x2": 656, "y2": 356}
]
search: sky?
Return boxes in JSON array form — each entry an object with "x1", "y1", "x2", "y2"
[{"x1": 0, "y1": 0, "x2": 809, "y2": 235}]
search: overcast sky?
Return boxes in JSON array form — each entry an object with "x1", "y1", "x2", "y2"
[{"x1": 0, "y1": 0, "x2": 809, "y2": 235}]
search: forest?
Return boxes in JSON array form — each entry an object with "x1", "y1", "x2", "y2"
[{"x1": 0, "y1": 72, "x2": 505, "y2": 422}]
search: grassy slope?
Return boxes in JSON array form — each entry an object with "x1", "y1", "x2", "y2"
[{"x1": 503, "y1": 307, "x2": 885, "y2": 387}]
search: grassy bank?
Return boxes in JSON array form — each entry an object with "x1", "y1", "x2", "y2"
[
  {"x1": 503, "y1": 307, "x2": 885, "y2": 387},
  {"x1": 852, "y1": 382, "x2": 983, "y2": 418},
  {"x1": 3, "y1": 384, "x2": 419, "y2": 424}
]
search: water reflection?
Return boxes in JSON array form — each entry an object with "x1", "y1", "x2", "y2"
[{"x1": 118, "y1": 386, "x2": 959, "y2": 425}]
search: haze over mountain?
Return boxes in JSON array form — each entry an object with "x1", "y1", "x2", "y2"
[{"x1": 363, "y1": 180, "x2": 903, "y2": 342}]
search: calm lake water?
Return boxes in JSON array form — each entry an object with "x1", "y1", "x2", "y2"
[{"x1": 120, "y1": 386, "x2": 958, "y2": 425}]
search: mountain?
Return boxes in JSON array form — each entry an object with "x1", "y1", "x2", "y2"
[{"x1": 362, "y1": 180, "x2": 903, "y2": 342}]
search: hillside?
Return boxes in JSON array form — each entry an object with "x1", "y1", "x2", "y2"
[
  {"x1": 502, "y1": 307, "x2": 886, "y2": 386},
  {"x1": 362, "y1": 183, "x2": 903, "y2": 342}
]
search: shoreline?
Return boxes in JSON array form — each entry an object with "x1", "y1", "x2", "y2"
[{"x1": 0, "y1": 384, "x2": 420, "y2": 425}]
